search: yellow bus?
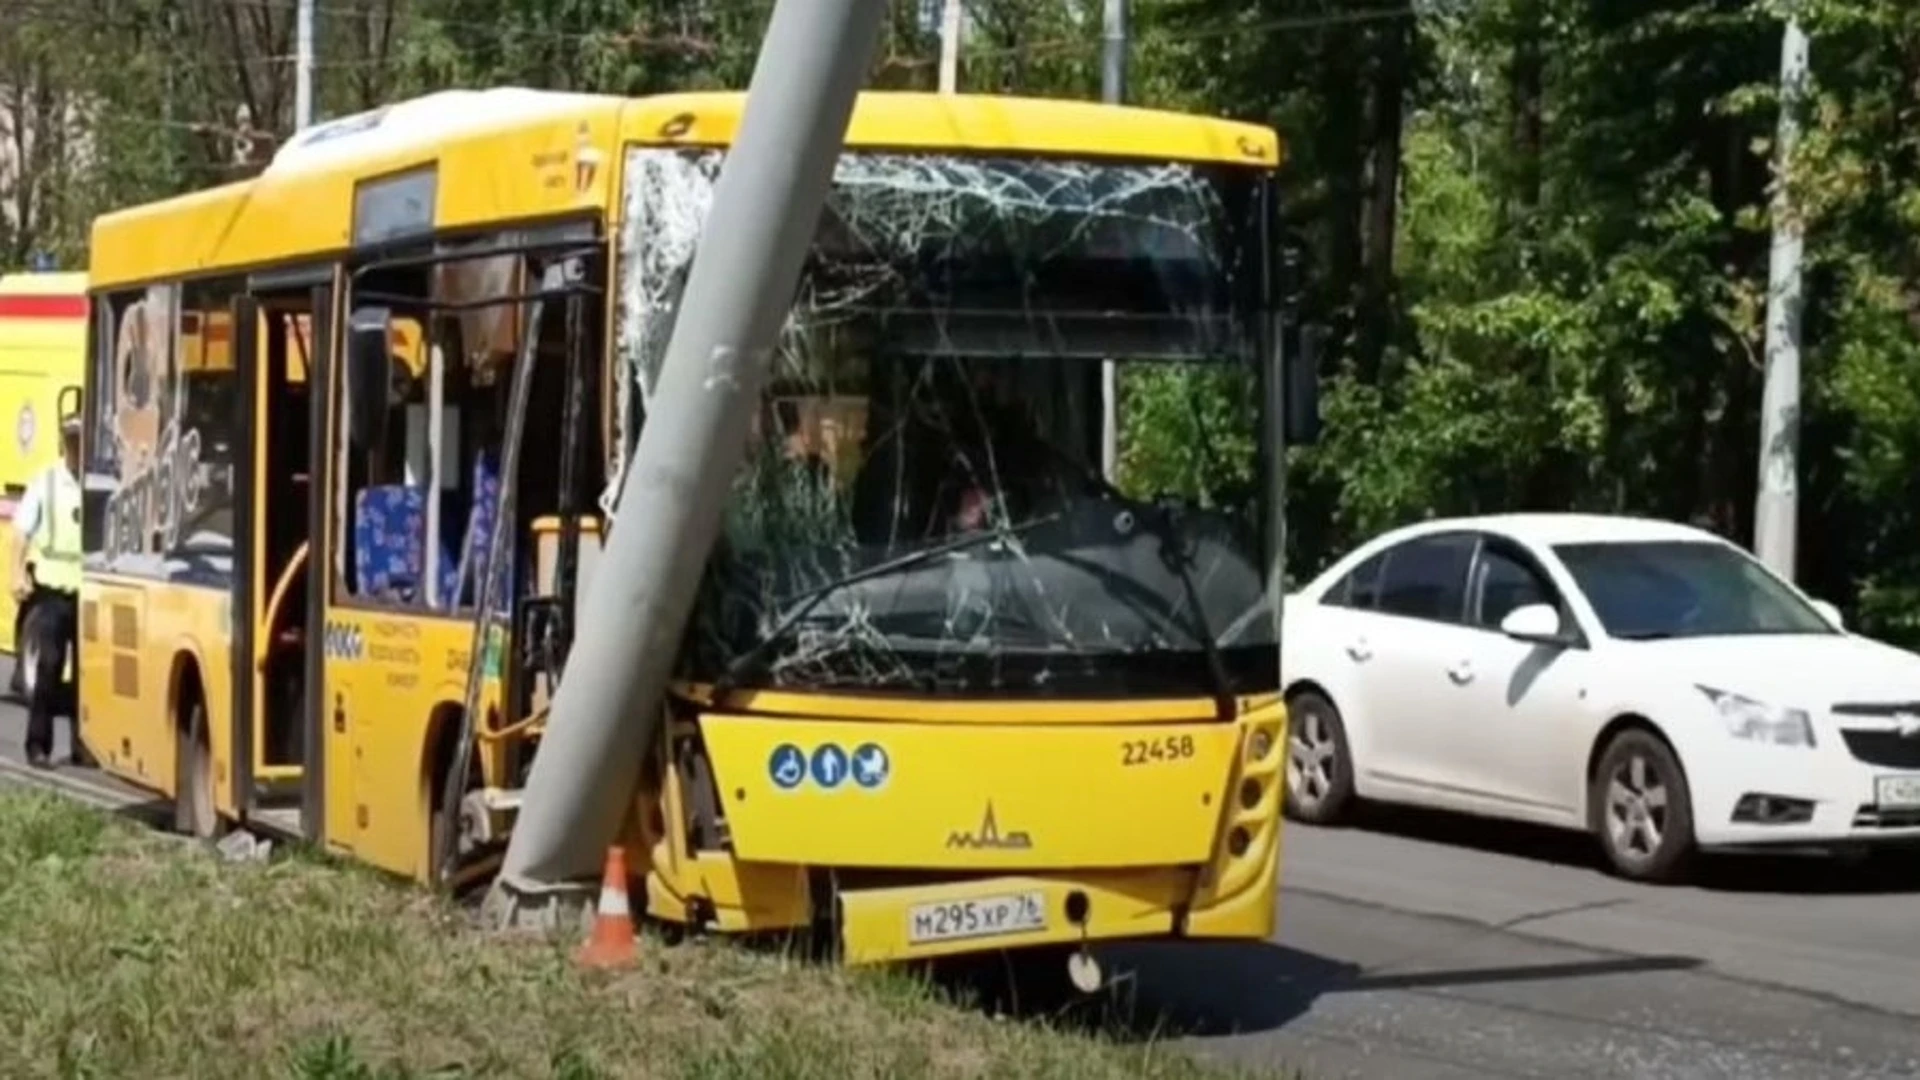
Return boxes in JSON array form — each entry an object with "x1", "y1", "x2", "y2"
[
  {"x1": 78, "y1": 86, "x2": 1315, "y2": 969},
  {"x1": 0, "y1": 270, "x2": 87, "y2": 694}
]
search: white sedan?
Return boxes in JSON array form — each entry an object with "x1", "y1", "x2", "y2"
[{"x1": 1279, "y1": 512, "x2": 1920, "y2": 882}]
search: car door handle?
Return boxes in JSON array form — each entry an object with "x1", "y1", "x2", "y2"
[
  {"x1": 1346, "y1": 637, "x2": 1372, "y2": 662},
  {"x1": 1447, "y1": 660, "x2": 1474, "y2": 685}
]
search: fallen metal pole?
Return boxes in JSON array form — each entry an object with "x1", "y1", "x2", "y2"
[{"x1": 489, "y1": 0, "x2": 887, "y2": 910}]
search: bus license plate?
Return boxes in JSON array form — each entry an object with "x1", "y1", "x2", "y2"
[
  {"x1": 1875, "y1": 775, "x2": 1920, "y2": 809},
  {"x1": 907, "y1": 892, "x2": 1047, "y2": 945}
]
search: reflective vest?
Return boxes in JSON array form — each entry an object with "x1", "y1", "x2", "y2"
[{"x1": 29, "y1": 464, "x2": 82, "y2": 593}]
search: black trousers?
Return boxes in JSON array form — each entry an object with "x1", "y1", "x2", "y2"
[{"x1": 23, "y1": 588, "x2": 77, "y2": 762}]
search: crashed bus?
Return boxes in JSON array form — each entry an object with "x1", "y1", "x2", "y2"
[{"x1": 76, "y1": 87, "x2": 1319, "y2": 968}]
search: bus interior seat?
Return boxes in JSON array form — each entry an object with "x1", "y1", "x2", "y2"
[
  {"x1": 353, "y1": 484, "x2": 427, "y2": 600},
  {"x1": 350, "y1": 454, "x2": 517, "y2": 610},
  {"x1": 440, "y1": 451, "x2": 509, "y2": 612}
]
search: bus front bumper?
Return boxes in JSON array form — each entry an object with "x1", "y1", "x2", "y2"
[{"x1": 833, "y1": 849, "x2": 1282, "y2": 964}]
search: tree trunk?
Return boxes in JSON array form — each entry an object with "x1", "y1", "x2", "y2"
[
  {"x1": 1509, "y1": 2, "x2": 1545, "y2": 228},
  {"x1": 1358, "y1": 20, "x2": 1410, "y2": 378}
]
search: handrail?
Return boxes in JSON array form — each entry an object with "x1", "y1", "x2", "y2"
[
  {"x1": 255, "y1": 542, "x2": 310, "y2": 672},
  {"x1": 477, "y1": 706, "x2": 546, "y2": 744}
]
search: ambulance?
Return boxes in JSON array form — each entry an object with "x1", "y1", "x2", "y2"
[{"x1": 0, "y1": 271, "x2": 87, "y2": 695}]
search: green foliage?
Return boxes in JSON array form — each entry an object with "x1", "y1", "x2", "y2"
[{"x1": 1118, "y1": 364, "x2": 1259, "y2": 506}]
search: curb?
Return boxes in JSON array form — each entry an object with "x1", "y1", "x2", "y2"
[{"x1": 0, "y1": 755, "x2": 147, "y2": 811}]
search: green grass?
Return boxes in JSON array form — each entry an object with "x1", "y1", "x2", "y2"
[{"x1": 0, "y1": 790, "x2": 1276, "y2": 1080}]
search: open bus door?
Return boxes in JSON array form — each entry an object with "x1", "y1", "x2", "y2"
[{"x1": 222, "y1": 280, "x2": 330, "y2": 842}]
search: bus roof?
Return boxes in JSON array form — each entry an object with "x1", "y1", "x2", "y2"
[{"x1": 89, "y1": 88, "x2": 1282, "y2": 291}]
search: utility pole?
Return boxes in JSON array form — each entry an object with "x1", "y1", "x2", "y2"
[
  {"x1": 1101, "y1": 0, "x2": 1127, "y2": 113},
  {"x1": 938, "y1": 0, "x2": 962, "y2": 93},
  {"x1": 294, "y1": 0, "x2": 315, "y2": 130},
  {"x1": 1754, "y1": 12, "x2": 1807, "y2": 581},
  {"x1": 1099, "y1": 0, "x2": 1128, "y2": 480},
  {"x1": 490, "y1": 0, "x2": 887, "y2": 915}
]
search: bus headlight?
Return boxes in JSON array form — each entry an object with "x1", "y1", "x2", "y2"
[{"x1": 1247, "y1": 728, "x2": 1274, "y2": 763}]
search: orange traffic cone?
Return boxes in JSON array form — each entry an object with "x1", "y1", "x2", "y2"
[{"x1": 576, "y1": 845, "x2": 638, "y2": 969}]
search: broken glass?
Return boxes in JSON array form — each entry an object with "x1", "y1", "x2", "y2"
[{"x1": 617, "y1": 149, "x2": 1276, "y2": 698}]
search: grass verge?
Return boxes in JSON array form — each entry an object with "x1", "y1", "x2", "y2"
[{"x1": 0, "y1": 789, "x2": 1274, "y2": 1079}]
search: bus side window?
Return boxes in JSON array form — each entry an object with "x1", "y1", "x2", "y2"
[
  {"x1": 338, "y1": 247, "x2": 528, "y2": 614},
  {"x1": 343, "y1": 343, "x2": 428, "y2": 606},
  {"x1": 175, "y1": 280, "x2": 244, "y2": 557},
  {"x1": 341, "y1": 322, "x2": 499, "y2": 613}
]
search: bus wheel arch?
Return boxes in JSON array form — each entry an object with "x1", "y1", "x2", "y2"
[{"x1": 168, "y1": 654, "x2": 221, "y2": 839}]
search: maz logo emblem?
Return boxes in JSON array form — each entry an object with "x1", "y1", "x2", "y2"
[
  {"x1": 946, "y1": 803, "x2": 1032, "y2": 851},
  {"x1": 1895, "y1": 713, "x2": 1920, "y2": 740}
]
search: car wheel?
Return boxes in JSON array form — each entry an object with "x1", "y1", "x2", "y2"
[
  {"x1": 1283, "y1": 689, "x2": 1355, "y2": 824},
  {"x1": 1590, "y1": 729, "x2": 1696, "y2": 883}
]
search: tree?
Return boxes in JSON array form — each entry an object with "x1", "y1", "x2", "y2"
[{"x1": 19, "y1": 0, "x2": 1920, "y2": 643}]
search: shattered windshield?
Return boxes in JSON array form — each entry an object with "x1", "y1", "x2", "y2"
[{"x1": 617, "y1": 148, "x2": 1276, "y2": 698}]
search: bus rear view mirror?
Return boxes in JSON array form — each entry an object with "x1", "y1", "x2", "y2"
[
  {"x1": 345, "y1": 306, "x2": 393, "y2": 449},
  {"x1": 1283, "y1": 322, "x2": 1325, "y2": 446}
]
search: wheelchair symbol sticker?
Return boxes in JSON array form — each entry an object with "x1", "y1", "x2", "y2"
[{"x1": 768, "y1": 743, "x2": 806, "y2": 790}]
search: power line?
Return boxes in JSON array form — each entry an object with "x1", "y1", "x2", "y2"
[
  {"x1": 9, "y1": 1, "x2": 1416, "y2": 71},
  {"x1": 5, "y1": 3, "x2": 1418, "y2": 137},
  {"x1": 7, "y1": 0, "x2": 737, "y2": 56}
]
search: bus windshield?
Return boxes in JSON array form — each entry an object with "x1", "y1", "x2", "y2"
[{"x1": 618, "y1": 149, "x2": 1275, "y2": 698}]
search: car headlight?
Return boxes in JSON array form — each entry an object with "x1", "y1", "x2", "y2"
[{"x1": 1697, "y1": 686, "x2": 1816, "y2": 747}]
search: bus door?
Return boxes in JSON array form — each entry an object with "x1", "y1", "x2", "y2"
[{"x1": 228, "y1": 279, "x2": 330, "y2": 842}]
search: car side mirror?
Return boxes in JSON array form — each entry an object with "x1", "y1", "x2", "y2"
[
  {"x1": 1499, "y1": 603, "x2": 1566, "y2": 646},
  {"x1": 1810, "y1": 598, "x2": 1844, "y2": 631},
  {"x1": 344, "y1": 306, "x2": 393, "y2": 450}
]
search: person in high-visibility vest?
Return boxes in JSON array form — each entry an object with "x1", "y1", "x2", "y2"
[{"x1": 11, "y1": 413, "x2": 85, "y2": 769}]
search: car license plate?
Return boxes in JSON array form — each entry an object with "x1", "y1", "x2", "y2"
[
  {"x1": 907, "y1": 892, "x2": 1047, "y2": 945},
  {"x1": 1874, "y1": 775, "x2": 1920, "y2": 809}
]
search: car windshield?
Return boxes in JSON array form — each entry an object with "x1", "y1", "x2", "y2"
[
  {"x1": 616, "y1": 147, "x2": 1276, "y2": 698},
  {"x1": 1552, "y1": 540, "x2": 1833, "y2": 640}
]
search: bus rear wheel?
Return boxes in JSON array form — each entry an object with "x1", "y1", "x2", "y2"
[
  {"x1": 173, "y1": 700, "x2": 221, "y2": 839},
  {"x1": 13, "y1": 600, "x2": 41, "y2": 700}
]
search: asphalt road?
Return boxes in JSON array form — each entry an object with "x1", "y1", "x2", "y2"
[
  {"x1": 1114, "y1": 812, "x2": 1920, "y2": 1079},
  {"x1": 0, "y1": 659, "x2": 1915, "y2": 1079}
]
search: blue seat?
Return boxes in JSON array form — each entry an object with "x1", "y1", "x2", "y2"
[
  {"x1": 440, "y1": 452, "x2": 510, "y2": 612},
  {"x1": 352, "y1": 484, "x2": 426, "y2": 601}
]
